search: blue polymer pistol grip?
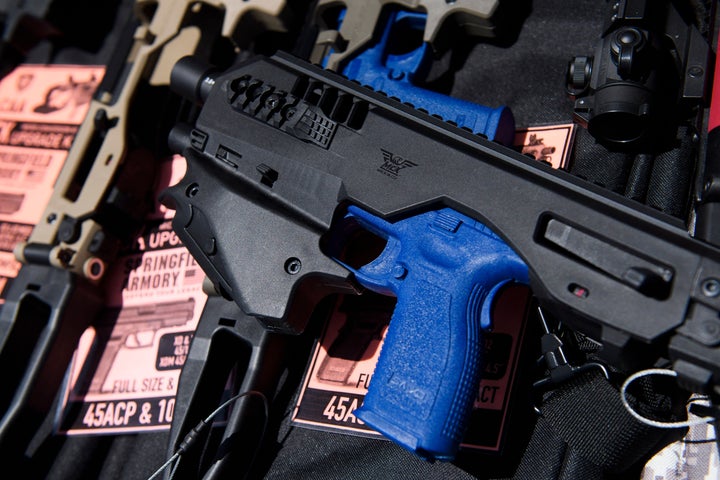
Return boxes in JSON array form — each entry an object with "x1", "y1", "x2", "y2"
[
  {"x1": 335, "y1": 205, "x2": 529, "y2": 460},
  {"x1": 335, "y1": 9, "x2": 515, "y2": 146}
]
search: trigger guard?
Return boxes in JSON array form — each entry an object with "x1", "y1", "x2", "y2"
[{"x1": 480, "y1": 280, "x2": 514, "y2": 330}]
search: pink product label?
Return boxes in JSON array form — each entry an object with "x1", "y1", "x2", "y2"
[{"x1": 60, "y1": 155, "x2": 209, "y2": 435}]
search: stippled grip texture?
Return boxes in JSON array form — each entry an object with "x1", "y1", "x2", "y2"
[{"x1": 339, "y1": 206, "x2": 528, "y2": 460}]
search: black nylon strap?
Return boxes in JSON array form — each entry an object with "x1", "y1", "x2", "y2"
[
  {"x1": 569, "y1": 126, "x2": 698, "y2": 220},
  {"x1": 512, "y1": 371, "x2": 690, "y2": 480}
]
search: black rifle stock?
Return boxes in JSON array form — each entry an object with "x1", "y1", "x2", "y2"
[{"x1": 160, "y1": 50, "x2": 720, "y2": 455}]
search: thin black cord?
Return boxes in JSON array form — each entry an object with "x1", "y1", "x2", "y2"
[
  {"x1": 147, "y1": 390, "x2": 269, "y2": 480},
  {"x1": 167, "y1": 454, "x2": 182, "y2": 480},
  {"x1": 682, "y1": 438, "x2": 718, "y2": 444},
  {"x1": 147, "y1": 453, "x2": 181, "y2": 480}
]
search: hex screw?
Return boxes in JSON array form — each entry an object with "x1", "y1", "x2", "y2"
[
  {"x1": 688, "y1": 65, "x2": 704, "y2": 78},
  {"x1": 285, "y1": 257, "x2": 302, "y2": 275},
  {"x1": 702, "y1": 278, "x2": 720, "y2": 297},
  {"x1": 266, "y1": 95, "x2": 280, "y2": 109},
  {"x1": 186, "y1": 184, "x2": 199, "y2": 198}
]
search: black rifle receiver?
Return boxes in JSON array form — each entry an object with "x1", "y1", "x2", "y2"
[{"x1": 161, "y1": 51, "x2": 720, "y2": 449}]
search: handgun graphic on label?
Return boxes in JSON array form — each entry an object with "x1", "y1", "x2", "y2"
[
  {"x1": 317, "y1": 293, "x2": 394, "y2": 385},
  {"x1": 76, "y1": 298, "x2": 195, "y2": 394}
]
